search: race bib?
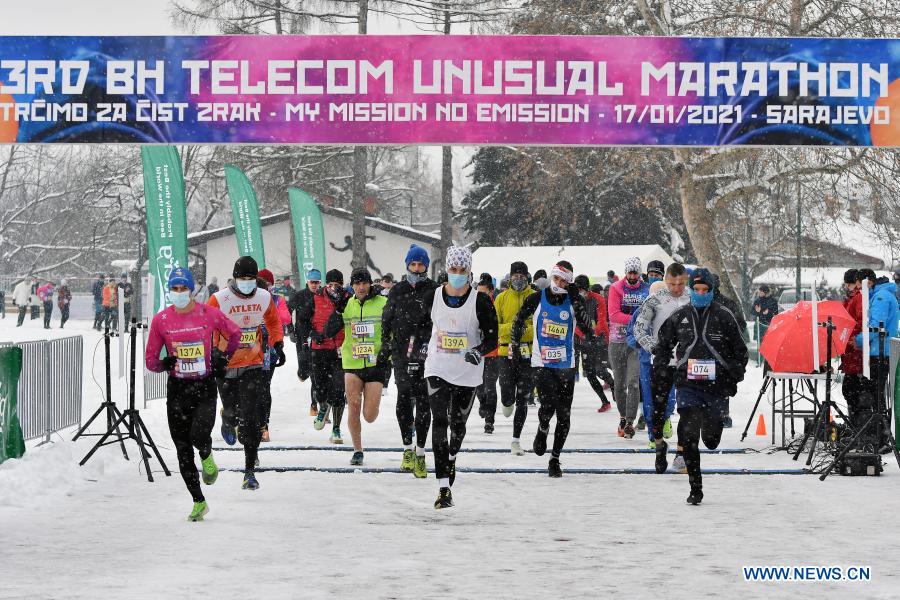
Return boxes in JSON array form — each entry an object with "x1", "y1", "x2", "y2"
[
  {"x1": 542, "y1": 319, "x2": 568, "y2": 339},
  {"x1": 541, "y1": 345, "x2": 567, "y2": 363},
  {"x1": 509, "y1": 343, "x2": 532, "y2": 359},
  {"x1": 174, "y1": 341, "x2": 206, "y2": 377},
  {"x1": 352, "y1": 321, "x2": 375, "y2": 338},
  {"x1": 438, "y1": 332, "x2": 468, "y2": 353},
  {"x1": 687, "y1": 359, "x2": 716, "y2": 381},
  {"x1": 352, "y1": 342, "x2": 376, "y2": 360},
  {"x1": 239, "y1": 328, "x2": 259, "y2": 348}
]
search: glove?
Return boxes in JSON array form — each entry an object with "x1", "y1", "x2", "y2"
[
  {"x1": 297, "y1": 346, "x2": 311, "y2": 381},
  {"x1": 566, "y1": 283, "x2": 581, "y2": 301},
  {"x1": 161, "y1": 355, "x2": 177, "y2": 371},
  {"x1": 464, "y1": 348, "x2": 483, "y2": 366},
  {"x1": 376, "y1": 348, "x2": 392, "y2": 368},
  {"x1": 211, "y1": 348, "x2": 230, "y2": 378},
  {"x1": 273, "y1": 341, "x2": 286, "y2": 368},
  {"x1": 407, "y1": 361, "x2": 423, "y2": 376},
  {"x1": 309, "y1": 330, "x2": 325, "y2": 344}
]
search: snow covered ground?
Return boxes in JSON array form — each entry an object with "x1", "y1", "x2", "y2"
[{"x1": 1, "y1": 317, "x2": 897, "y2": 599}]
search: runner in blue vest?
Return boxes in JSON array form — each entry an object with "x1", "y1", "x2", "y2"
[{"x1": 509, "y1": 260, "x2": 595, "y2": 477}]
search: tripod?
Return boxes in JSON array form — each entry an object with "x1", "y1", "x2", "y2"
[
  {"x1": 821, "y1": 322, "x2": 900, "y2": 480},
  {"x1": 79, "y1": 319, "x2": 171, "y2": 482},
  {"x1": 72, "y1": 327, "x2": 129, "y2": 459}
]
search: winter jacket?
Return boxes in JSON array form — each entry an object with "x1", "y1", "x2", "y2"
[
  {"x1": 296, "y1": 288, "x2": 346, "y2": 351},
  {"x1": 273, "y1": 295, "x2": 292, "y2": 326},
  {"x1": 91, "y1": 279, "x2": 105, "y2": 302},
  {"x1": 380, "y1": 278, "x2": 440, "y2": 363},
  {"x1": 750, "y1": 295, "x2": 779, "y2": 325},
  {"x1": 607, "y1": 278, "x2": 650, "y2": 343},
  {"x1": 57, "y1": 285, "x2": 72, "y2": 309},
  {"x1": 12, "y1": 281, "x2": 30, "y2": 306},
  {"x1": 324, "y1": 287, "x2": 388, "y2": 370},
  {"x1": 36, "y1": 283, "x2": 55, "y2": 303},
  {"x1": 634, "y1": 289, "x2": 690, "y2": 354},
  {"x1": 102, "y1": 283, "x2": 118, "y2": 308},
  {"x1": 855, "y1": 279, "x2": 899, "y2": 356},
  {"x1": 495, "y1": 286, "x2": 535, "y2": 357},
  {"x1": 651, "y1": 301, "x2": 749, "y2": 400},
  {"x1": 840, "y1": 289, "x2": 863, "y2": 375},
  {"x1": 575, "y1": 291, "x2": 609, "y2": 342}
]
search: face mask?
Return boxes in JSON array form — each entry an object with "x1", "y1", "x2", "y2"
[
  {"x1": 511, "y1": 278, "x2": 528, "y2": 292},
  {"x1": 690, "y1": 289, "x2": 713, "y2": 308},
  {"x1": 236, "y1": 279, "x2": 257, "y2": 295},
  {"x1": 649, "y1": 276, "x2": 662, "y2": 284},
  {"x1": 447, "y1": 273, "x2": 469, "y2": 290},
  {"x1": 168, "y1": 290, "x2": 191, "y2": 309},
  {"x1": 407, "y1": 271, "x2": 425, "y2": 285},
  {"x1": 550, "y1": 284, "x2": 567, "y2": 295}
]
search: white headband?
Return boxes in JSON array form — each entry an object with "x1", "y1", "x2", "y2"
[{"x1": 550, "y1": 264, "x2": 574, "y2": 284}]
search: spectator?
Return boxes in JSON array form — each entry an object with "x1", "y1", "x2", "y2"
[
  {"x1": 606, "y1": 270, "x2": 619, "y2": 285},
  {"x1": 29, "y1": 279, "x2": 40, "y2": 320},
  {"x1": 36, "y1": 280, "x2": 55, "y2": 329},
  {"x1": 13, "y1": 276, "x2": 33, "y2": 327},
  {"x1": 193, "y1": 277, "x2": 210, "y2": 304},
  {"x1": 207, "y1": 276, "x2": 220, "y2": 296},
  {"x1": 102, "y1": 275, "x2": 119, "y2": 330},
  {"x1": 92, "y1": 273, "x2": 106, "y2": 330},
  {"x1": 117, "y1": 273, "x2": 133, "y2": 323},
  {"x1": 749, "y1": 284, "x2": 779, "y2": 339},
  {"x1": 57, "y1": 278, "x2": 72, "y2": 329},
  {"x1": 840, "y1": 270, "x2": 865, "y2": 428}
]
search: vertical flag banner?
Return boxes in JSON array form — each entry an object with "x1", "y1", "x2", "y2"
[
  {"x1": 224, "y1": 165, "x2": 266, "y2": 267},
  {"x1": 288, "y1": 188, "x2": 326, "y2": 286},
  {"x1": 141, "y1": 146, "x2": 189, "y2": 315},
  {"x1": 0, "y1": 346, "x2": 26, "y2": 465}
]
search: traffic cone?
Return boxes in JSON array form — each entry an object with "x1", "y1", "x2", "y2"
[{"x1": 755, "y1": 414, "x2": 767, "y2": 436}]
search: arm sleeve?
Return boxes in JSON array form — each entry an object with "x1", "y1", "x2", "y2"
[
  {"x1": 510, "y1": 293, "x2": 541, "y2": 345},
  {"x1": 634, "y1": 297, "x2": 658, "y2": 354},
  {"x1": 323, "y1": 308, "x2": 344, "y2": 339},
  {"x1": 607, "y1": 282, "x2": 629, "y2": 325},
  {"x1": 295, "y1": 294, "x2": 315, "y2": 343},
  {"x1": 214, "y1": 307, "x2": 242, "y2": 356},
  {"x1": 571, "y1": 294, "x2": 595, "y2": 342},
  {"x1": 264, "y1": 300, "x2": 284, "y2": 346},
  {"x1": 144, "y1": 316, "x2": 166, "y2": 372},
  {"x1": 473, "y1": 291, "x2": 499, "y2": 355}
]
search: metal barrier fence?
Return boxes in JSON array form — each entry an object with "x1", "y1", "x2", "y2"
[
  {"x1": 140, "y1": 327, "x2": 167, "y2": 406},
  {"x1": 0, "y1": 336, "x2": 83, "y2": 442}
]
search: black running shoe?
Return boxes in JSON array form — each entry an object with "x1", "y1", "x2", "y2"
[
  {"x1": 636, "y1": 415, "x2": 646, "y2": 430},
  {"x1": 448, "y1": 460, "x2": 456, "y2": 487},
  {"x1": 434, "y1": 487, "x2": 453, "y2": 509},
  {"x1": 687, "y1": 487, "x2": 703, "y2": 505},
  {"x1": 654, "y1": 439, "x2": 668, "y2": 474},
  {"x1": 533, "y1": 427, "x2": 548, "y2": 456},
  {"x1": 548, "y1": 458, "x2": 562, "y2": 478},
  {"x1": 484, "y1": 422, "x2": 494, "y2": 435}
]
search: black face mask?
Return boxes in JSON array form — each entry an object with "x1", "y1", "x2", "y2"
[{"x1": 510, "y1": 278, "x2": 528, "y2": 292}]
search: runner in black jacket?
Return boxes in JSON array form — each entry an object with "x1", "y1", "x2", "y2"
[{"x1": 291, "y1": 270, "x2": 323, "y2": 416}]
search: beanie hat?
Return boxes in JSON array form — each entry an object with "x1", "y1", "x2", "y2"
[
  {"x1": 690, "y1": 268, "x2": 716, "y2": 290},
  {"x1": 624, "y1": 257, "x2": 642, "y2": 274},
  {"x1": 326, "y1": 269, "x2": 344, "y2": 285},
  {"x1": 758, "y1": 283, "x2": 770, "y2": 293},
  {"x1": 350, "y1": 267, "x2": 373, "y2": 284},
  {"x1": 258, "y1": 269, "x2": 275, "y2": 286},
  {"x1": 533, "y1": 269, "x2": 547, "y2": 280},
  {"x1": 233, "y1": 256, "x2": 259, "y2": 279},
  {"x1": 306, "y1": 269, "x2": 322, "y2": 282},
  {"x1": 843, "y1": 269, "x2": 858, "y2": 284},
  {"x1": 478, "y1": 273, "x2": 494, "y2": 289},
  {"x1": 647, "y1": 260, "x2": 665, "y2": 275},
  {"x1": 510, "y1": 261, "x2": 529, "y2": 277},
  {"x1": 167, "y1": 267, "x2": 195, "y2": 292},
  {"x1": 405, "y1": 244, "x2": 430, "y2": 269},
  {"x1": 446, "y1": 246, "x2": 472, "y2": 271},
  {"x1": 574, "y1": 274, "x2": 591, "y2": 291}
]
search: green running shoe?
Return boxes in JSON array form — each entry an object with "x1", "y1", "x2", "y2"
[
  {"x1": 188, "y1": 500, "x2": 208, "y2": 522},
  {"x1": 201, "y1": 453, "x2": 218, "y2": 485},
  {"x1": 400, "y1": 449, "x2": 415, "y2": 472},
  {"x1": 413, "y1": 453, "x2": 427, "y2": 478},
  {"x1": 647, "y1": 440, "x2": 656, "y2": 450},
  {"x1": 313, "y1": 405, "x2": 328, "y2": 431},
  {"x1": 663, "y1": 418, "x2": 673, "y2": 439}
]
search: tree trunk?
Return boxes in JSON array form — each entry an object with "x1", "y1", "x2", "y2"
[
  {"x1": 350, "y1": 0, "x2": 369, "y2": 270},
  {"x1": 274, "y1": 0, "x2": 284, "y2": 34}
]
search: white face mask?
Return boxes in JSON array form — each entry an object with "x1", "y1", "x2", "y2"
[
  {"x1": 168, "y1": 290, "x2": 191, "y2": 309},
  {"x1": 550, "y1": 284, "x2": 567, "y2": 295},
  {"x1": 236, "y1": 279, "x2": 257, "y2": 295}
]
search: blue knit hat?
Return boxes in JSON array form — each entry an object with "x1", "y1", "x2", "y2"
[
  {"x1": 167, "y1": 267, "x2": 195, "y2": 292},
  {"x1": 307, "y1": 269, "x2": 322, "y2": 282},
  {"x1": 405, "y1": 244, "x2": 430, "y2": 269}
]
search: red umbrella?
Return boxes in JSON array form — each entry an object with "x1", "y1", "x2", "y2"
[{"x1": 759, "y1": 300, "x2": 856, "y2": 373}]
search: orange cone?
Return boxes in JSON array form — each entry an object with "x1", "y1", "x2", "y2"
[{"x1": 755, "y1": 414, "x2": 767, "y2": 436}]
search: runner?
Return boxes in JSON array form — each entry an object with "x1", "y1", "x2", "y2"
[
  {"x1": 323, "y1": 267, "x2": 389, "y2": 466},
  {"x1": 209, "y1": 256, "x2": 286, "y2": 491},
  {"x1": 423, "y1": 246, "x2": 498, "y2": 508},
  {"x1": 146, "y1": 267, "x2": 241, "y2": 521},
  {"x1": 298, "y1": 269, "x2": 348, "y2": 444},
  {"x1": 475, "y1": 274, "x2": 500, "y2": 434},
  {"x1": 573, "y1": 275, "x2": 612, "y2": 411},
  {"x1": 494, "y1": 261, "x2": 535, "y2": 455},
  {"x1": 651, "y1": 268, "x2": 748, "y2": 505},
  {"x1": 256, "y1": 269, "x2": 292, "y2": 442},
  {"x1": 379, "y1": 244, "x2": 438, "y2": 477},
  {"x1": 290, "y1": 269, "x2": 324, "y2": 417}
]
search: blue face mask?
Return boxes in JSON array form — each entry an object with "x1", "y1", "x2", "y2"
[
  {"x1": 236, "y1": 279, "x2": 257, "y2": 295},
  {"x1": 406, "y1": 271, "x2": 425, "y2": 285},
  {"x1": 447, "y1": 273, "x2": 469, "y2": 290},
  {"x1": 168, "y1": 290, "x2": 191, "y2": 309},
  {"x1": 690, "y1": 289, "x2": 713, "y2": 308},
  {"x1": 649, "y1": 276, "x2": 662, "y2": 284}
]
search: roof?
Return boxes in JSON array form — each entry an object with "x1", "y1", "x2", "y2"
[
  {"x1": 472, "y1": 245, "x2": 674, "y2": 281},
  {"x1": 753, "y1": 267, "x2": 893, "y2": 289},
  {"x1": 187, "y1": 203, "x2": 440, "y2": 246}
]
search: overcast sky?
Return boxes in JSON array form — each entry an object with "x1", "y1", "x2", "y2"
[{"x1": 0, "y1": 1, "x2": 192, "y2": 34}]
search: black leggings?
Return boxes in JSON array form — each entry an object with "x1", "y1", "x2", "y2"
[
  {"x1": 394, "y1": 361, "x2": 431, "y2": 448},
  {"x1": 42, "y1": 301, "x2": 53, "y2": 327},
  {"x1": 261, "y1": 368, "x2": 274, "y2": 428},
  {"x1": 311, "y1": 349, "x2": 346, "y2": 429},
  {"x1": 677, "y1": 405, "x2": 724, "y2": 490},
  {"x1": 499, "y1": 356, "x2": 534, "y2": 438},
  {"x1": 427, "y1": 377, "x2": 476, "y2": 481},
  {"x1": 476, "y1": 356, "x2": 500, "y2": 424},
  {"x1": 166, "y1": 377, "x2": 217, "y2": 503},
  {"x1": 535, "y1": 367, "x2": 576, "y2": 458},
  {"x1": 59, "y1": 304, "x2": 70, "y2": 327},
  {"x1": 219, "y1": 368, "x2": 267, "y2": 472},
  {"x1": 577, "y1": 343, "x2": 611, "y2": 403}
]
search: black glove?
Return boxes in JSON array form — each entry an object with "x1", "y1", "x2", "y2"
[
  {"x1": 566, "y1": 283, "x2": 581, "y2": 301},
  {"x1": 211, "y1": 348, "x2": 230, "y2": 378},
  {"x1": 273, "y1": 341, "x2": 286, "y2": 368},
  {"x1": 407, "y1": 361, "x2": 423, "y2": 376},
  {"x1": 376, "y1": 348, "x2": 392, "y2": 368},
  {"x1": 161, "y1": 355, "x2": 177, "y2": 371},
  {"x1": 464, "y1": 348, "x2": 483, "y2": 366},
  {"x1": 297, "y1": 347, "x2": 311, "y2": 381},
  {"x1": 309, "y1": 330, "x2": 325, "y2": 344}
]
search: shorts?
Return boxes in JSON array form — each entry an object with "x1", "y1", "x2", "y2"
[{"x1": 345, "y1": 366, "x2": 388, "y2": 385}]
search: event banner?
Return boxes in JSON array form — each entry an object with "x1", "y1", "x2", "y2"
[
  {"x1": 0, "y1": 347, "x2": 26, "y2": 465},
  {"x1": 141, "y1": 146, "x2": 189, "y2": 314},
  {"x1": 224, "y1": 164, "x2": 266, "y2": 268},
  {"x1": 288, "y1": 187, "x2": 326, "y2": 285},
  {"x1": 0, "y1": 35, "x2": 898, "y2": 146}
]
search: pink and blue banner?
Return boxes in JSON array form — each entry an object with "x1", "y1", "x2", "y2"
[{"x1": 0, "y1": 35, "x2": 898, "y2": 146}]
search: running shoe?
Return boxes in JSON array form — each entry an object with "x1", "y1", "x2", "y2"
[
  {"x1": 201, "y1": 453, "x2": 218, "y2": 485},
  {"x1": 617, "y1": 418, "x2": 626, "y2": 437},
  {"x1": 261, "y1": 426, "x2": 270, "y2": 442},
  {"x1": 636, "y1": 415, "x2": 646, "y2": 430},
  {"x1": 484, "y1": 422, "x2": 494, "y2": 435},
  {"x1": 663, "y1": 418, "x2": 673, "y2": 439},
  {"x1": 673, "y1": 454, "x2": 686, "y2": 474},
  {"x1": 434, "y1": 487, "x2": 453, "y2": 509},
  {"x1": 309, "y1": 403, "x2": 318, "y2": 417},
  {"x1": 400, "y1": 449, "x2": 416, "y2": 472},
  {"x1": 647, "y1": 440, "x2": 656, "y2": 450},
  {"x1": 414, "y1": 454, "x2": 427, "y2": 479},
  {"x1": 313, "y1": 405, "x2": 328, "y2": 431},
  {"x1": 548, "y1": 458, "x2": 562, "y2": 478},
  {"x1": 533, "y1": 427, "x2": 548, "y2": 456},
  {"x1": 220, "y1": 409, "x2": 236, "y2": 446},
  {"x1": 623, "y1": 423, "x2": 635, "y2": 439},
  {"x1": 687, "y1": 487, "x2": 703, "y2": 505},
  {"x1": 502, "y1": 403, "x2": 514, "y2": 418},
  {"x1": 448, "y1": 460, "x2": 456, "y2": 487},
  {"x1": 654, "y1": 440, "x2": 668, "y2": 474},
  {"x1": 188, "y1": 500, "x2": 209, "y2": 522},
  {"x1": 330, "y1": 428, "x2": 343, "y2": 444},
  {"x1": 254, "y1": 457, "x2": 260, "y2": 468},
  {"x1": 242, "y1": 471, "x2": 259, "y2": 490},
  {"x1": 511, "y1": 441, "x2": 525, "y2": 456},
  {"x1": 597, "y1": 401, "x2": 612, "y2": 413},
  {"x1": 350, "y1": 451, "x2": 364, "y2": 466}
]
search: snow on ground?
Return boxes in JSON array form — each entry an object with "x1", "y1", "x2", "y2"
[{"x1": 1, "y1": 317, "x2": 897, "y2": 599}]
